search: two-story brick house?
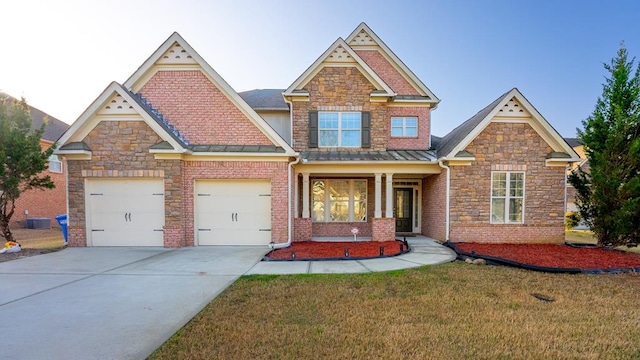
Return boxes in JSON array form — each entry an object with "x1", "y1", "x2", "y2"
[{"x1": 56, "y1": 23, "x2": 579, "y2": 247}]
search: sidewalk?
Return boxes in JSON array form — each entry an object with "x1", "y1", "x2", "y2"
[{"x1": 246, "y1": 237, "x2": 456, "y2": 275}]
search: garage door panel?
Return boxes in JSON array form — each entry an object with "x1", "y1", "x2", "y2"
[
  {"x1": 86, "y1": 179, "x2": 165, "y2": 247},
  {"x1": 195, "y1": 180, "x2": 272, "y2": 246}
]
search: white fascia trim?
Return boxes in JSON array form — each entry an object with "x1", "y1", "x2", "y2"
[
  {"x1": 445, "y1": 88, "x2": 580, "y2": 159},
  {"x1": 55, "y1": 82, "x2": 186, "y2": 152},
  {"x1": 283, "y1": 37, "x2": 394, "y2": 97},
  {"x1": 122, "y1": 32, "x2": 295, "y2": 155},
  {"x1": 55, "y1": 150, "x2": 92, "y2": 156},
  {"x1": 546, "y1": 158, "x2": 582, "y2": 166},
  {"x1": 345, "y1": 23, "x2": 440, "y2": 104}
]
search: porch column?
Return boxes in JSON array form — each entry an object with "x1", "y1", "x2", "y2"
[
  {"x1": 374, "y1": 173, "x2": 382, "y2": 218},
  {"x1": 302, "y1": 173, "x2": 310, "y2": 218},
  {"x1": 294, "y1": 172, "x2": 299, "y2": 218},
  {"x1": 385, "y1": 173, "x2": 394, "y2": 218}
]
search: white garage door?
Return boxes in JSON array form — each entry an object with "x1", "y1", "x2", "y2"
[
  {"x1": 195, "y1": 180, "x2": 271, "y2": 245},
  {"x1": 86, "y1": 179, "x2": 165, "y2": 246}
]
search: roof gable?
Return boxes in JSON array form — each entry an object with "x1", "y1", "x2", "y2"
[
  {"x1": 123, "y1": 32, "x2": 294, "y2": 154},
  {"x1": 284, "y1": 38, "x2": 394, "y2": 97},
  {"x1": 437, "y1": 88, "x2": 580, "y2": 161},
  {"x1": 56, "y1": 82, "x2": 188, "y2": 154},
  {"x1": 345, "y1": 23, "x2": 439, "y2": 104}
]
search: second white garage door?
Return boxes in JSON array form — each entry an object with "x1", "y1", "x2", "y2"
[{"x1": 195, "y1": 180, "x2": 272, "y2": 245}]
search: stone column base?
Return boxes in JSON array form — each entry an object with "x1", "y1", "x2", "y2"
[{"x1": 163, "y1": 225, "x2": 184, "y2": 247}]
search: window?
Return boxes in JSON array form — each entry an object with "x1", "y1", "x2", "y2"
[
  {"x1": 48, "y1": 155, "x2": 62, "y2": 173},
  {"x1": 312, "y1": 179, "x2": 367, "y2": 222},
  {"x1": 319, "y1": 112, "x2": 361, "y2": 147},
  {"x1": 391, "y1": 117, "x2": 417, "y2": 137},
  {"x1": 491, "y1": 172, "x2": 524, "y2": 224}
]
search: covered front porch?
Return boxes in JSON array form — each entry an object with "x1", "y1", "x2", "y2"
[{"x1": 292, "y1": 152, "x2": 441, "y2": 242}]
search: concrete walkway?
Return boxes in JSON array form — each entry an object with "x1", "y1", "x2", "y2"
[{"x1": 247, "y1": 237, "x2": 456, "y2": 275}]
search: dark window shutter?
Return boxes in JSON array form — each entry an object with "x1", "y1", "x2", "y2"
[
  {"x1": 361, "y1": 111, "x2": 371, "y2": 148},
  {"x1": 309, "y1": 111, "x2": 318, "y2": 148}
]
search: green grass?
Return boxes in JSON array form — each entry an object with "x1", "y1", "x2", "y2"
[{"x1": 150, "y1": 263, "x2": 640, "y2": 360}]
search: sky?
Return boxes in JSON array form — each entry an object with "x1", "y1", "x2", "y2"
[{"x1": 1, "y1": 0, "x2": 639, "y2": 138}]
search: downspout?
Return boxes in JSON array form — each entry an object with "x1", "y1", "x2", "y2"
[
  {"x1": 273, "y1": 95, "x2": 298, "y2": 249},
  {"x1": 438, "y1": 159, "x2": 450, "y2": 241}
]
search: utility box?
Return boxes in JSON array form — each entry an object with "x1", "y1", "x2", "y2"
[{"x1": 26, "y1": 217, "x2": 52, "y2": 229}]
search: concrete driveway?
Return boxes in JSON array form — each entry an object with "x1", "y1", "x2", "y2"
[{"x1": 0, "y1": 247, "x2": 267, "y2": 360}]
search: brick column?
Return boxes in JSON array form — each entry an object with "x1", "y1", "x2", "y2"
[
  {"x1": 294, "y1": 218, "x2": 312, "y2": 242},
  {"x1": 372, "y1": 218, "x2": 395, "y2": 242}
]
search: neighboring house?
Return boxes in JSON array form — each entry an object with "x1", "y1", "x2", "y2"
[
  {"x1": 55, "y1": 23, "x2": 580, "y2": 247},
  {"x1": 563, "y1": 137, "x2": 590, "y2": 232},
  {"x1": 0, "y1": 92, "x2": 69, "y2": 228}
]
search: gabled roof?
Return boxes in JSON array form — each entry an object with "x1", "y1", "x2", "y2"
[
  {"x1": 0, "y1": 92, "x2": 69, "y2": 142},
  {"x1": 283, "y1": 37, "x2": 394, "y2": 97},
  {"x1": 55, "y1": 82, "x2": 188, "y2": 154},
  {"x1": 436, "y1": 88, "x2": 580, "y2": 161},
  {"x1": 239, "y1": 89, "x2": 288, "y2": 111},
  {"x1": 436, "y1": 90, "x2": 512, "y2": 157},
  {"x1": 345, "y1": 23, "x2": 440, "y2": 104},
  {"x1": 123, "y1": 32, "x2": 294, "y2": 154}
]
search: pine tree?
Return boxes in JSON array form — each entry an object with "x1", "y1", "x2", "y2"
[
  {"x1": 0, "y1": 96, "x2": 56, "y2": 243},
  {"x1": 569, "y1": 44, "x2": 640, "y2": 246}
]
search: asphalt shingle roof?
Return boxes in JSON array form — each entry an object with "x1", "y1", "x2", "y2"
[
  {"x1": 0, "y1": 92, "x2": 69, "y2": 142},
  {"x1": 434, "y1": 89, "x2": 513, "y2": 158},
  {"x1": 239, "y1": 89, "x2": 288, "y2": 110},
  {"x1": 564, "y1": 137, "x2": 582, "y2": 148}
]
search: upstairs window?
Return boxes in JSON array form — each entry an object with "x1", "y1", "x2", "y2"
[
  {"x1": 48, "y1": 155, "x2": 62, "y2": 173},
  {"x1": 391, "y1": 117, "x2": 418, "y2": 137},
  {"x1": 490, "y1": 171, "x2": 525, "y2": 224},
  {"x1": 319, "y1": 112, "x2": 361, "y2": 147}
]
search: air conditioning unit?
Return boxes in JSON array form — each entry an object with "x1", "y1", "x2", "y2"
[{"x1": 26, "y1": 217, "x2": 52, "y2": 229}]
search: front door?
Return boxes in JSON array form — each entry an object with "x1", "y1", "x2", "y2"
[{"x1": 394, "y1": 188, "x2": 413, "y2": 232}]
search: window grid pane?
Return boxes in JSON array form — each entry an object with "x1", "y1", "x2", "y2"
[
  {"x1": 318, "y1": 112, "x2": 361, "y2": 147},
  {"x1": 390, "y1": 117, "x2": 418, "y2": 137},
  {"x1": 491, "y1": 172, "x2": 524, "y2": 224}
]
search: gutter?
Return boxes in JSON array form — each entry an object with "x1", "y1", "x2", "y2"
[
  {"x1": 438, "y1": 159, "x2": 450, "y2": 241},
  {"x1": 273, "y1": 155, "x2": 300, "y2": 249}
]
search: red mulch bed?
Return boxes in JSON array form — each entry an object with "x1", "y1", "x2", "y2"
[
  {"x1": 453, "y1": 242, "x2": 640, "y2": 272},
  {"x1": 265, "y1": 241, "x2": 407, "y2": 261}
]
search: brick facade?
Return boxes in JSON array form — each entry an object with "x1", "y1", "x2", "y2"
[
  {"x1": 182, "y1": 160, "x2": 289, "y2": 246},
  {"x1": 448, "y1": 122, "x2": 566, "y2": 243},
  {"x1": 354, "y1": 50, "x2": 420, "y2": 95},
  {"x1": 422, "y1": 173, "x2": 447, "y2": 241},
  {"x1": 386, "y1": 106, "x2": 431, "y2": 150},
  {"x1": 139, "y1": 70, "x2": 272, "y2": 146},
  {"x1": 66, "y1": 120, "x2": 183, "y2": 247},
  {"x1": 12, "y1": 141, "x2": 66, "y2": 229},
  {"x1": 371, "y1": 218, "x2": 395, "y2": 241}
]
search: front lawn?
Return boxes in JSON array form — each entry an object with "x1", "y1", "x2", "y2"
[{"x1": 150, "y1": 263, "x2": 640, "y2": 359}]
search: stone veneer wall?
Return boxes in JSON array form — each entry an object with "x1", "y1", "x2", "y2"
[
  {"x1": 448, "y1": 122, "x2": 566, "y2": 243},
  {"x1": 182, "y1": 160, "x2": 289, "y2": 246},
  {"x1": 292, "y1": 67, "x2": 386, "y2": 151},
  {"x1": 422, "y1": 173, "x2": 447, "y2": 241},
  {"x1": 139, "y1": 70, "x2": 272, "y2": 146},
  {"x1": 66, "y1": 120, "x2": 183, "y2": 247}
]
